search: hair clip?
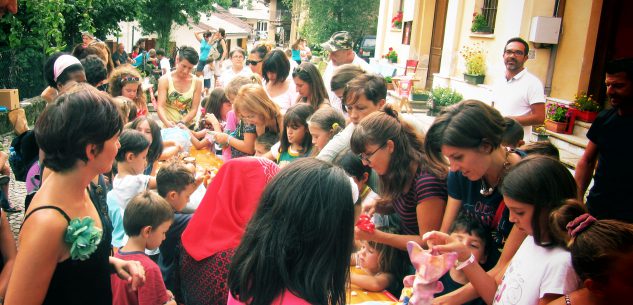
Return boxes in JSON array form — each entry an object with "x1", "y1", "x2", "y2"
[
  {"x1": 331, "y1": 122, "x2": 339, "y2": 130},
  {"x1": 566, "y1": 213, "x2": 597, "y2": 237}
]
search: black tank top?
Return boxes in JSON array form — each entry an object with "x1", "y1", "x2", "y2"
[{"x1": 22, "y1": 191, "x2": 113, "y2": 305}]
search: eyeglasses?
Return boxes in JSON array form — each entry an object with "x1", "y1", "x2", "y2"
[
  {"x1": 245, "y1": 59, "x2": 262, "y2": 66},
  {"x1": 504, "y1": 49, "x2": 525, "y2": 56},
  {"x1": 358, "y1": 142, "x2": 387, "y2": 163}
]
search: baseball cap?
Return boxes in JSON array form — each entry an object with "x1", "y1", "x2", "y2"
[{"x1": 321, "y1": 31, "x2": 353, "y2": 52}]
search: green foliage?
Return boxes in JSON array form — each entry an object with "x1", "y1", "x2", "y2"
[
  {"x1": 572, "y1": 92, "x2": 601, "y2": 112},
  {"x1": 431, "y1": 87, "x2": 463, "y2": 107},
  {"x1": 546, "y1": 103, "x2": 569, "y2": 122},
  {"x1": 138, "y1": 0, "x2": 231, "y2": 50},
  {"x1": 471, "y1": 13, "x2": 490, "y2": 33},
  {"x1": 287, "y1": 0, "x2": 379, "y2": 49}
]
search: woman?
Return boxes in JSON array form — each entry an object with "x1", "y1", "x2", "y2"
[
  {"x1": 423, "y1": 100, "x2": 527, "y2": 304},
  {"x1": 194, "y1": 31, "x2": 213, "y2": 77},
  {"x1": 290, "y1": 39, "x2": 303, "y2": 65},
  {"x1": 350, "y1": 105, "x2": 448, "y2": 250},
  {"x1": 213, "y1": 28, "x2": 228, "y2": 78},
  {"x1": 292, "y1": 62, "x2": 329, "y2": 110},
  {"x1": 262, "y1": 49, "x2": 297, "y2": 113},
  {"x1": 221, "y1": 49, "x2": 252, "y2": 87},
  {"x1": 6, "y1": 83, "x2": 144, "y2": 305},
  {"x1": 246, "y1": 44, "x2": 270, "y2": 77},
  {"x1": 179, "y1": 157, "x2": 280, "y2": 305},
  {"x1": 41, "y1": 53, "x2": 86, "y2": 103},
  {"x1": 156, "y1": 46, "x2": 203, "y2": 128},
  {"x1": 228, "y1": 158, "x2": 355, "y2": 305}
]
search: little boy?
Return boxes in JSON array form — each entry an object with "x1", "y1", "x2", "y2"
[
  {"x1": 111, "y1": 191, "x2": 176, "y2": 305},
  {"x1": 254, "y1": 132, "x2": 278, "y2": 157},
  {"x1": 156, "y1": 161, "x2": 197, "y2": 292},
  {"x1": 501, "y1": 117, "x2": 524, "y2": 148},
  {"x1": 435, "y1": 214, "x2": 490, "y2": 305},
  {"x1": 203, "y1": 57, "x2": 215, "y2": 96}
]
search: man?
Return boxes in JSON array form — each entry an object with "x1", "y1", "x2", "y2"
[
  {"x1": 575, "y1": 58, "x2": 633, "y2": 223},
  {"x1": 321, "y1": 31, "x2": 370, "y2": 112},
  {"x1": 0, "y1": 0, "x2": 17, "y2": 17},
  {"x1": 112, "y1": 43, "x2": 130, "y2": 67},
  {"x1": 492, "y1": 37, "x2": 545, "y2": 140},
  {"x1": 157, "y1": 49, "x2": 171, "y2": 75}
]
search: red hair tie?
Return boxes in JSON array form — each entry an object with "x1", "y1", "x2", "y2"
[
  {"x1": 356, "y1": 214, "x2": 375, "y2": 233},
  {"x1": 566, "y1": 213, "x2": 597, "y2": 237}
]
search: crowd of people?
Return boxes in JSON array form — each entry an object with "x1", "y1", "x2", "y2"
[{"x1": 0, "y1": 20, "x2": 630, "y2": 305}]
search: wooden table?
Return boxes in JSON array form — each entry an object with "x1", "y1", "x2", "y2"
[{"x1": 348, "y1": 267, "x2": 398, "y2": 305}]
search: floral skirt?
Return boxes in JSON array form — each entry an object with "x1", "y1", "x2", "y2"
[{"x1": 178, "y1": 247, "x2": 235, "y2": 305}]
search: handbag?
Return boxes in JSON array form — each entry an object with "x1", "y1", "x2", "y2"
[{"x1": 209, "y1": 43, "x2": 221, "y2": 61}]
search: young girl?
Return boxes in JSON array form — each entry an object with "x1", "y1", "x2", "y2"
[
  {"x1": 270, "y1": 103, "x2": 313, "y2": 167},
  {"x1": 200, "y1": 88, "x2": 231, "y2": 132},
  {"x1": 424, "y1": 156, "x2": 580, "y2": 305},
  {"x1": 214, "y1": 84, "x2": 283, "y2": 158},
  {"x1": 337, "y1": 151, "x2": 379, "y2": 223},
  {"x1": 127, "y1": 117, "x2": 172, "y2": 175},
  {"x1": 549, "y1": 203, "x2": 633, "y2": 305},
  {"x1": 351, "y1": 226, "x2": 408, "y2": 296},
  {"x1": 108, "y1": 66, "x2": 148, "y2": 117},
  {"x1": 308, "y1": 106, "x2": 346, "y2": 156},
  {"x1": 108, "y1": 129, "x2": 157, "y2": 211}
]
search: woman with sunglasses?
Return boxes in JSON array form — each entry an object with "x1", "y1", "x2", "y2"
[
  {"x1": 350, "y1": 104, "x2": 448, "y2": 251},
  {"x1": 108, "y1": 65, "x2": 148, "y2": 117},
  {"x1": 292, "y1": 62, "x2": 329, "y2": 110},
  {"x1": 246, "y1": 44, "x2": 270, "y2": 77}
]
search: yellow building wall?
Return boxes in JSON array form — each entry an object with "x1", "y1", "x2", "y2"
[{"x1": 550, "y1": 0, "x2": 602, "y2": 100}]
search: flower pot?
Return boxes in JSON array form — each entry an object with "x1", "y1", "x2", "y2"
[
  {"x1": 389, "y1": 58, "x2": 398, "y2": 64},
  {"x1": 545, "y1": 120, "x2": 568, "y2": 133},
  {"x1": 573, "y1": 109, "x2": 598, "y2": 123},
  {"x1": 463, "y1": 73, "x2": 485, "y2": 85},
  {"x1": 532, "y1": 132, "x2": 550, "y2": 142},
  {"x1": 411, "y1": 93, "x2": 429, "y2": 101}
]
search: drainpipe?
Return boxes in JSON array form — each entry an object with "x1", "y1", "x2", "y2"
[{"x1": 544, "y1": 0, "x2": 565, "y2": 96}]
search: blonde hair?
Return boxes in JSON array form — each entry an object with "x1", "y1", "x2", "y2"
[
  {"x1": 233, "y1": 84, "x2": 282, "y2": 133},
  {"x1": 108, "y1": 66, "x2": 146, "y2": 112},
  {"x1": 225, "y1": 74, "x2": 263, "y2": 100},
  {"x1": 112, "y1": 96, "x2": 133, "y2": 125}
]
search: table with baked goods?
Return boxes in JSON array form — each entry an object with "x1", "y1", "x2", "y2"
[{"x1": 348, "y1": 267, "x2": 398, "y2": 305}]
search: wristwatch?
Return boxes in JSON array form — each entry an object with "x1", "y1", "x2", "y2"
[{"x1": 455, "y1": 253, "x2": 475, "y2": 270}]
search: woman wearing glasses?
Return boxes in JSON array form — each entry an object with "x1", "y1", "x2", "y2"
[
  {"x1": 108, "y1": 65, "x2": 148, "y2": 117},
  {"x1": 246, "y1": 44, "x2": 270, "y2": 77},
  {"x1": 220, "y1": 49, "x2": 252, "y2": 87},
  {"x1": 350, "y1": 104, "x2": 447, "y2": 251}
]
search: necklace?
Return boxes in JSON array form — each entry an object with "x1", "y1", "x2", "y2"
[{"x1": 480, "y1": 149, "x2": 511, "y2": 196}]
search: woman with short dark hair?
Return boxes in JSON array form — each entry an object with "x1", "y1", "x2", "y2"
[{"x1": 262, "y1": 49, "x2": 297, "y2": 114}]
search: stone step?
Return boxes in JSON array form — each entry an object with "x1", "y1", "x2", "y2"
[{"x1": 572, "y1": 120, "x2": 591, "y2": 138}]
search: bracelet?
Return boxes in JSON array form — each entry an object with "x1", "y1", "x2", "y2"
[
  {"x1": 226, "y1": 135, "x2": 231, "y2": 146},
  {"x1": 455, "y1": 253, "x2": 475, "y2": 270}
]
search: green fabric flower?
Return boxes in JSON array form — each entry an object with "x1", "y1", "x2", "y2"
[{"x1": 64, "y1": 217, "x2": 102, "y2": 261}]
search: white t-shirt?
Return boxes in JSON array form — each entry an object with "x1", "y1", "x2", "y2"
[
  {"x1": 220, "y1": 66, "x2": 252, "y2": 87},
  {"x1": 267, "y1": 78, "x2": 298, "y2": 114},
  {"x1": 492, "y1": 236, "x2": 579, "y2": 305},
  {"x1": 203, "y1": 64, "x2": 214, "y2": 80},
  {"x1": 491, "y1": 68, "x2": 545, "y2": 140},
  {"x1": 322, "y1": 54, "x2": 371, "y2": 114},
  {"x1": 160, "y1": 57, "x2": 171, "y2": 75},
  {"x1": 108, "y1": 174, "x2": 152, "y2": 210}
]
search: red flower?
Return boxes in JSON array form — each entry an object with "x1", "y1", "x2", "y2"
[{"x1": 389, "y1": 47, "x2": 393, "y2": 51}]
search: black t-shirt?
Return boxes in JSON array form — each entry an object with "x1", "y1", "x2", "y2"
[
  {"x1": 436, "y1": 273, "x2": 486, "y2": 305},
  {"x1": 112, "y1": 51, "x2": 128, "y2": 66},
  {"x1": 586, "y1": 108, "x2": 633, "y2": 222}
]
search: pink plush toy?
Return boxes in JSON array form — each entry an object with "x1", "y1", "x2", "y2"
[{"x1": 399, "y1": 241, "x2": 457, "y2": 305}]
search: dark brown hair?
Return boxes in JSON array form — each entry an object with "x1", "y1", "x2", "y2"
[
  {"x1": 123, "y1": 191, "x2": 174, "y2": 236},
  {"x1": 343, "y1": 73, "x2": 387, "y2": 109},
  {"x1": 156, "y1": 161, "x2": 196, "y2": 197},
  {"x1": 292, "y1": 62, "x2": 329, "y2": 109},
  {"x1": 350, "y1": 105, "x2": 447, "y2": 202}
]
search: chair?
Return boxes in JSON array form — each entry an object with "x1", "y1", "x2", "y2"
[
  {"x1": 391, "y1": 76, "x2": 419, "y2": 114},
  {"x1": 404, "y1": 59, "x2": 419, "y2": 76}
]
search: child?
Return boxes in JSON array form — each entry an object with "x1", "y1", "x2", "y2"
[
  {"x1": 220, "y1": 75, "x2": 263, "y2": 160},
  {"x1": 270, "y1": 103, "x2": 313, "y2": 167},
  {"x1": 549, "y1": 202, "x2": 633, "y2": 305},
  {"x1": 520, "y1": 141, "x2": 560, "y2": 159},
  {"x1": 307, "y1": 106, "x2": 346, "y2": 155},
  {"x1": 435, "y1": 215, "x2": 490, "y2": 305},
  {"x1": 336, "y1": 151, "x2": 379, "y2": 223},
  {"x1": 254, "y1": 132, "x2": 278, "y2": 157},
  {"x1": 112, "y1": 96, "x2": 133, "y2": 125},
  {"x1": 424, "y1": 156, "x2": 580, "y2": 305},
  {"x1": 350, "y1": 226, "x2": 408, "y2": 297},
  {"x1": 200, "y1": 88, "x2": 230, "y2": 132},
  {"x1": 156, "y1": 161, "x2": 197, "y2": 293},
  {"x1": 111, "y1": 191, "x2": 176, "y2": 305},
  {"x1": 108, "y1": 66, "x2": 148, "y2": 117},
  {"x1": 128, "y1": 117, "x2": 179, "y2": 175},
  {"x1": 203, "y1": 57, "x2": 215, "y2": 96},
  {"x1": 501, "y1": 117, "x2": 524, "y2": 148},
  {"x1": 214, "y1": 84, "x2": 283, "y2": 158}
]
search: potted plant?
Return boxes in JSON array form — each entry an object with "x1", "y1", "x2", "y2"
[
  {"x1": 411, "y1": 87, "x2": 429, "y2": 101},
  {"x1": 532, "y1": 126, "x2": 550, "y2": 142},
  {"x1": 471, "y1": 12, "x2": 491, "y2": 33},
  {"x1": 460, "y1": 42, "x2": 486, "y2": 85},
  {"x1": 545, "y1": 102, "x2": 570, "y2": 133},
  {"x1": 392, "y1": 11, "x2": 403, "y2": 30},
  {"x1": 384, "y1": 48, "x2": 398, "y2": 64},
  {"x1": 570, "y1": 91, "x2": 600, "y2": 122},
  {"x1": 385, "y1": 76, "x2": 394, "y2": 91},
  {"x1": 428, "y1": 87, "x2": 463, "y2": 116}
]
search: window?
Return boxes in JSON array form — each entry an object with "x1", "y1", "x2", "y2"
[{"x1": 472, "y1": 0, "x2": 498, "y2": 33}]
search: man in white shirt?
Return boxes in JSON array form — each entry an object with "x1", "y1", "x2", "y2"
[
  {"x1": 492, "y1": 37, "x2": 545, "y2": 140},
  {"x1": 321, "y1": 31, "x2": 370, "y2": 112},
  {"x1": 157, "y1": 49, "x2": 171, "y2": 75}
]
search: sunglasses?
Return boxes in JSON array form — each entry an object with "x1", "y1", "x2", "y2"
[
  {"x1": 246, "y1": 59, "x2": 262, "y2": 66},
  {"x1": 120, "y1": 76, "x2": 140, "y2": 84}
]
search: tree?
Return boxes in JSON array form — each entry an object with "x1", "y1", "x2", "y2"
[
  {"x1": 284, "y1": 0, "x2": 379, "y2": 47},
  {"x1": 138, "y1": 0, "x2": 231, "y2": 51}
]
